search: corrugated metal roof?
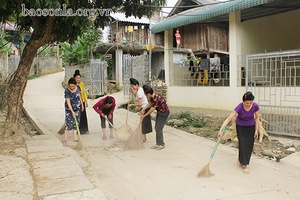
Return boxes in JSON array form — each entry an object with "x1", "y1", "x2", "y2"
[
  {"x1": 110, "y1": 12, "x2": 150, "y2": 24},
  {"x1": 167, "y1": 0, "x2": 219, "y2": 17},
  {"x1": 152, "y1": 0, "x2": 275, "y2": 33}
]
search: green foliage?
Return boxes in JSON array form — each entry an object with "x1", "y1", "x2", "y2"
[
  {"x1": 38, "y1": 45, "x2": 57, "y2": 57},
  {"x1": 60, "y1": 29, "x2": 101, "y2": 65},
  {"x1": 106, "y1": 57, "x2": 112, "y2": 80},
  {"x1": 169, "y1": 111, "x2": 205, "y2": 128},
  {"x1": 27, "y1": 74, "x2": 41, "y2": 80},
  {"x1": 0, "y1": 35, "x2": 12, "y2": 54}
]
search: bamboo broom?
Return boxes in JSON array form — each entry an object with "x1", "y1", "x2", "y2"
[
  {"x1": 116, "y1": 95, "x2": 132, "y2": 141},
  {"x1": 197, "y1": 127, "x2": 227, "y2": 177},
  {"x1": 74, "y1": 116, "x2": 83, "y2": 150},
  {"x1": 125, "y1": 119, "x2": 144, "y2": 150}
]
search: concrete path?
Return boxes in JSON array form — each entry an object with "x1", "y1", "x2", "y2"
[{"x1": 10, "y1": 71, "x2": 300, "y2": 200}]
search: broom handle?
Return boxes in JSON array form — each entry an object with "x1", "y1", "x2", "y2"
[
  {"x1": 126, "y1": 92, "x2": 130, "y2": 124},
  {"x1": 74, "y1": 115, "x2": 81, "y2": 139},
  {"x1": 105, "y1": 117, "x2": 117, "y2": 131},
  {"x1": 209, "y1": 127, "x2": 227, "y2": 161}
]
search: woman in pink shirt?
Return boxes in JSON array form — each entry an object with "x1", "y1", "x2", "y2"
[{"x1": 93, "y1": 96, "x2": 116, "y2": 140}]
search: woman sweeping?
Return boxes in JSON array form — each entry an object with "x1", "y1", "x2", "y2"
[
  {"x1": 218, "y1": 91, "x2": 259, "y2": 174},
  {"x1": 74, "y1": 70, "x2": 90, "y2": 134},
  {"x1": 128, "y1": 78, "x2": 152, "y2": 142},
  {"x1": 141, "y1": 85, "x2": 169, "y2": 150},
  {"x1": 63, "y1": 77, "x2": 84, "y2": 144}
]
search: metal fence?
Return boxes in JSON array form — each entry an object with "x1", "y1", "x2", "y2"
[
  {"x1": 90, "y1": 60, "x2": 107, "y2": 96},
  {"x1": 169, "y1": 58, "x2": 230, "y2": 87},
  {"x1": 123, "y1": 54, "x2": 149, "y2": 96},
  {"x1": 246, "y1": 50, "x2": 300, "y2": 137}
]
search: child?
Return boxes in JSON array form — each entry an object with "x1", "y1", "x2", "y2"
[{"x1": 175, "y1": 29, "x2": 181, "y2": 48}]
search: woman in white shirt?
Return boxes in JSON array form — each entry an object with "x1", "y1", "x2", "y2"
[{"x1": 128, "y1": 78, "x2": 152, "y2": 142}]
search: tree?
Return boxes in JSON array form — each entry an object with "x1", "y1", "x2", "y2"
[
  {"x1": 60, "y1": 29, "x2": 102, "y2": 65},
  {"x1": 0, "y1": 0, "x2": 166, "y2": 136}
]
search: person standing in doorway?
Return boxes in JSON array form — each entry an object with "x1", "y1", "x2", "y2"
[
  {"x1": 175, "y1": 29, "x2": 181, "y2": 48},
  {"x1": 218, "y1": 91, "x2": 259, "y2": 174},
  {"x1": 93, "y1": 96, "x2": 116, "y2": 140},
  {"x1": 141, "y1": 85, "x2": 169, "y2": 150},
  {"x1": 128, "y1": 78, "x2": 152, "y2": 142},
  {"x1": 74, "y1": 69, "x2": 90, "y2": 134},
  {"x1": 63, "y1": 77, "x2": 84, "y2": 144}
]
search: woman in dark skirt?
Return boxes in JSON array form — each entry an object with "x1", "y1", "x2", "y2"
[
  {"x1": 218, "y1": 91, "x2": 259, "y2": 174},
  {"x1": 74, "y1": 70, "x2": 90, "y2": 134},
  {"x1": 128, "y1": 78, "x2": 152, "y2": 142}
]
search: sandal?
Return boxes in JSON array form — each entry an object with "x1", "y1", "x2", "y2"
[
  {"x1": 151, "y1": 145, "x2": 159, "y2": 149},
  {"x1": 143, "y1": 139, "x2": 147, "y2": 142},
  {"x1": 110, "y1": 135, "x2": 114, "y2": 139},
  {"x1": 156, "y1": 145, "x2": 165, "y2": 150},
  {"x1": 102, "y1": 136, "x2": 107, "y2": 140},
  {"x1": 62, "y1": 140, "x2": 67, "y2": 145},
  {"x1": 73, "y1": 139, "x2": 78, "y2": 142}
]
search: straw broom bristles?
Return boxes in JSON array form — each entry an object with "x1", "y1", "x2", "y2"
[
  {"x1": 125, "y1": 120, "x2": 144, "y2": 150},
  {"x1": 197, "y1": 162, "x2": 214, "y2": 177},
  {"x1": 116, "y1": 124, "x2": 132, "y2": 141},
  {"x1": 117, "y1": 106, "x2": 132, "y2": 141},
  {"x1": 58, "y1": 123, "x2": 66, "y2": 135}
]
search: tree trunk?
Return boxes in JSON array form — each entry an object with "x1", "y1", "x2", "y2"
[
  {"x1": 4, "y1": 40, "x2": 40, "y2": 136},
  {"x1": 4, "y1": 16, "x2": 57, "y2": 136}
]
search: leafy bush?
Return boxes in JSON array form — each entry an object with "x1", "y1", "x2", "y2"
[
  {"x1": 60, "y1": 29, "x2": 102, "y2": 65},
  {"x1": 168, "y1": 111, "x2": 205, "y2": 128}
]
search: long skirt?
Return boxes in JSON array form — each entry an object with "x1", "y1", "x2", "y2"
[
  {"x1": 142, "y1": 108, "x2": 152, "y2": 134},
  {"x1": 236, "y1": 124, "x2": 255, "y2": 165},
  {"x1": 65, "y1": 109, "x2": 80, "y2": 131},
  {"x1": 79, "y1": 102, "x2": 89, "y2": 134}
]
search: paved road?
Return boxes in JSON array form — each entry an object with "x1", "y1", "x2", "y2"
[{"x1": 22, "y1": 71, "x2": 300, "y2": 200}]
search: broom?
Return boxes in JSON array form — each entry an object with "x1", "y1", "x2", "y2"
[
  {"x1": 58, "y1": 123, "x2": 66, "y2": 135},
  {"x1": 125, "y1": 119, "x2": 144, "y2": 150},
  {"x1": 116, "y1": 95, "x2": 132, "y2": 141},
  {"x1": 74, "y1": 115, "x2": 83, "y2": 150},
  {"x1": 197, "y1": 127, "x2": 227, "y2": 177}
]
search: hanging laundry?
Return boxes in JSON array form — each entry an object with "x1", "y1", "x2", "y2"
[
  {"x1": 204, "y1": 70, "x2": 208, "y2": 84},
  {"x1": 197, "y1": 71, "x2": 203, "y2": 84},
  {"x1": 128, "y1": 26, "x2": 134, "y2": 32},
  {"x1": 209, "y1": 57, "x2": 221, "y2": 71},
  {"x1": 199, "y1": 59, "x2": 210, "y2": 71}
]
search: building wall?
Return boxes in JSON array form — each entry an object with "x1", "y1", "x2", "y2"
[
  {"x1": 241, "y1": 9, "x2": 300, "y2": 55},
  {"x1": 167, "y1": 86, "x2": 245, "y2": 111},
  {"x1": 166, "y1": 9, "x2": 300, "y2": 111},
  {"x1": 181, "y1": 24, "x2": 229, "y2": 52}
]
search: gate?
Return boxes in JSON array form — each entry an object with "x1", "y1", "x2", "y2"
[
  {"x1": 246, "y1": 50, "x2": 300, "y2": 137},
  {"x1": 123, "y1": 54, "x2": 149, "y2": 96},
  {"x1": 90, "y1": 59, "x2": 107, "y2": 96}
]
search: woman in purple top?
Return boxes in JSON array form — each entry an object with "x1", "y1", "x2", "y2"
[{"x1": 218, "y1": 91, "x2": 259, "y2": 174}]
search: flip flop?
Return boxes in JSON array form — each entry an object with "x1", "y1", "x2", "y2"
[
  {"x1": 156, "y1": 145, "x2": 165, "y2": 150},
  {"x1": 110, "y1": 135, "x2": 114, "y2": 139},
  {"x1": 102, "y1": 136, "x2": 107, "y2": 140}
]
